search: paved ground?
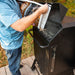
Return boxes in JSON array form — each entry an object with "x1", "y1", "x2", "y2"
[
  {"x1": 0, "y1": 56, "x2": 39, "y2": 75},
  {"x1": 0, "y1": 56, "x2": 75, "y2": 75}
]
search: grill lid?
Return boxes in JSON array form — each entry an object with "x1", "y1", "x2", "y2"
[{"x1": 36, "y1": 3, "x2": 67, "y2": 42}]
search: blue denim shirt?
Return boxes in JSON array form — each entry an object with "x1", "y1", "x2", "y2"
[{"x1": 0, "y1": 0, "x2": 24, "y2": 50}]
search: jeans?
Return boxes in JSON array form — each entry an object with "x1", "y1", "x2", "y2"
[{"x1": 5, "y1": 47, "x2": 22, "y2": 75}]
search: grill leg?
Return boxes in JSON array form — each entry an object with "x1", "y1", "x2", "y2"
[{"x1": 31, "y1": 59, "x2": 37, "y2": 71}]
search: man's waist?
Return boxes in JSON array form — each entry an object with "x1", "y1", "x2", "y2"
[{"x1": 1, "y1": 38, "x2": 23, "y2": 50}]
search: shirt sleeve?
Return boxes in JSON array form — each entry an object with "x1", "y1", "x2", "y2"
[{"x1": 0, "y1": 2, "x2": 20, "y2": 28}]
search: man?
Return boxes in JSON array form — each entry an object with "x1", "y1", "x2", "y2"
[{"x1": 0, "y1": 0, "x2": 48, "y2": 75}]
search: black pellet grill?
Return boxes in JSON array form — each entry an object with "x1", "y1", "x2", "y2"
[{"x1": 29, "y1": 3, "x2": 75, "y2": 75}]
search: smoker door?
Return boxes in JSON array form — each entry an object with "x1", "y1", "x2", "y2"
[
  {"x1": 48, "y1": 27, "x2": 75, "y2": 75},
  {"x1": 33, "y1": 27, "x2": 75, "y2": 75}
]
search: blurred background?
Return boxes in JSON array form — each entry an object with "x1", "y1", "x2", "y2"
[{"x1": 0, "y1": 0, "x2": 75, "y2": 67}]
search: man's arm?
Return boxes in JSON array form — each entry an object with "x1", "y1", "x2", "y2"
[{"x1": 11, "y1": 4, "x2": 48, "y2": 32}]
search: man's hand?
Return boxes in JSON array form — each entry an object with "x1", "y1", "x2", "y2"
[{"x1": 38, "y1": 4, "x2": 48, "y2": 14}]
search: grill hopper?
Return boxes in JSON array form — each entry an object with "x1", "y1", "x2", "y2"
[
  {"x1": 33, "y1": 3, "x2": 67, "y2": 48},
  {"x1": 32, "y1": 3, "x2": 75, "y2": 75}
]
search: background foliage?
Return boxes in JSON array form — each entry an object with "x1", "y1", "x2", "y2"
[
  {"x1": 57, "y1": 0, "x2": 75, "y2": 17},
  {"x1": 0, "y1": 0, "x2": 75, "y2": 67}
]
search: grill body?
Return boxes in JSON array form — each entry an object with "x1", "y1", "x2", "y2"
[
  {"x1": 33, "y1": 3, "x2": 75, "y2": 75},
  {"x1": 33, "y1": 25, "x2": 75, "y2": 75}
]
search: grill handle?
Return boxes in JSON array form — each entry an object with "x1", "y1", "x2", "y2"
[{"x1": 28, "y1": 29, "x2": 49, "y2": 48}]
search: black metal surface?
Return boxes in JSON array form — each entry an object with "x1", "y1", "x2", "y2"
[
  {"x1": 48, "y1": 27, "x2": 75, "y2": 75},
  {"x1": 31, "y1": 2, "x2": 75, "y2": 75},
  {"x1": 33, "y1": 20, "x2": 75, "y2": 75}
]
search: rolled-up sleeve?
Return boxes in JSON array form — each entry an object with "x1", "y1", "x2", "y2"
[{"x1": 0, "y1": 2, "x2": 20, "y2": 28}]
